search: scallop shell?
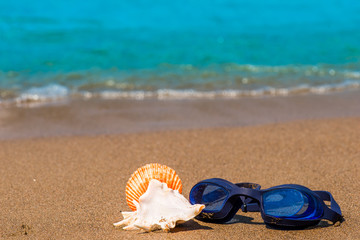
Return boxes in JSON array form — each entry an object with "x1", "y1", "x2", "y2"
[
  {"x1": 126, "y1": 163, "x2": 182, "y2": 211},
  {"x1": 114, "y1": 179, "x2": 205, "y2": 232}
]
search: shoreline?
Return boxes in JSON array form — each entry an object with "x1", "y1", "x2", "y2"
[
  {"x1": 1, "y1": 117, "x2": 359, "y2": 239},
  {"x1": 0, "y1": 90, "x2": 359, "y2": 140}
]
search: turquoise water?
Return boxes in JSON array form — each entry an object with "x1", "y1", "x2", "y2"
[{"x1": 1, "y1": 0, "x2": 360, "y2": 102}]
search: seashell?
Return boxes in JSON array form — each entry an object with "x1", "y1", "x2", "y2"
[
  {"x1": 114, "y1": 179, "x2": 205, "y2": 232},
  {"x1": 125, "y1": 163, "x2": 182, "y2": 211}
]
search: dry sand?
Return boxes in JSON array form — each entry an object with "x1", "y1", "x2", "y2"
[{"x1": 1, "y1": 117, "x2": 359, "y2": 239}]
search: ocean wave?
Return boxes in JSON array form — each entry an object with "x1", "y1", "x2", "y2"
[
  {"x1": 91, "y1": 80, "x2": 360, "y2": 100},
  {"x1": 1, "y1": 63, "x2": 360, "y2": 106},
  {"x1": 1, "y1": 80, "x2": 358, "y2": 106}
]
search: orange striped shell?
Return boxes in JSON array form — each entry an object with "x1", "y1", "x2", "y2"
[{"x1": 125, "y1": 163, "x2": 182, "y2": 211}]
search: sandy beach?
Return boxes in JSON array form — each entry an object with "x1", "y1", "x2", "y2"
[
  {"x1": 1, "y1": 92, "x2": 360, "y2": 239},
  {"x1": 3, "y1": 0, "x2": 360, "y2": 238}
]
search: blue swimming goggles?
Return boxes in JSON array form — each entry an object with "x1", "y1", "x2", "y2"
[{"x1": 189, "y1": 178, "x2": 343, "y2": 229}]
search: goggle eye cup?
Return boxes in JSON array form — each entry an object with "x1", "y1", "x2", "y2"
[
  {"x1": 190, "y1": 183, "x2": 229, "y2": 213},
  {"x1": 262, "y1": 188, "x2": 324, "y2": 220}
]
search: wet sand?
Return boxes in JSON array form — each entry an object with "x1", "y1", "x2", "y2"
[
  {"x1": 1, "y1": 91, "x2": 360, "y2": 140},
  {"x1": 0, "y1": 92, "x2": 360, "y2": 239}
]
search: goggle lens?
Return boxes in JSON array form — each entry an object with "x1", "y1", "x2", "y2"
[
  {"x1": 190, "y1": 183, "x2": 229, "y2": 212},
  {"x1": 263, "y1": 188, "x2": 322, "y2": 219}
]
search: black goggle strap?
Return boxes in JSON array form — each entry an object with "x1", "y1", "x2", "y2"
[
  {"x1": 314, "y1": 190, "x2": 343, "y2": 224},
  {"x1": 235, "y1": 183, "x2": 261, "y2": 212}
]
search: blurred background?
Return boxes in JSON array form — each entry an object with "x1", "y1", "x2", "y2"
[{"x1": 1, "y1": 0, "x2": 360, "y2": 103}]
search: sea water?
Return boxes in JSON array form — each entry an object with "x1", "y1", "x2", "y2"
[{"x1": 1, "y1": 0, "x2": 360, "y2": 103}]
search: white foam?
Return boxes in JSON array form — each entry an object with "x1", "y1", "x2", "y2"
[
  {"x1": 99, "y1": 90, "x2": 153, "y2": 100},
  {"x1": 2, "y1": 80, "x2": 359, "y2": 106},
  {"x1": 82, "y1": 80, "x2": 360, "y2": 100},
  {"x1": 16, "y1": 84, "x2": 69, "y2": 103},
  {"x1": 310, "y1": 80, "x2": 360, "y2": 94}
]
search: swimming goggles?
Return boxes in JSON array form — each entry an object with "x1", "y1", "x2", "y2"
[{"x1": 189, "y1": 178, "x2": 343, "y2": 229}]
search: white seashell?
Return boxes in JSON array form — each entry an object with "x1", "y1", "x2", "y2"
[{"x1": 114, "y1": 179, "x2": 205, "y2": 232}]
